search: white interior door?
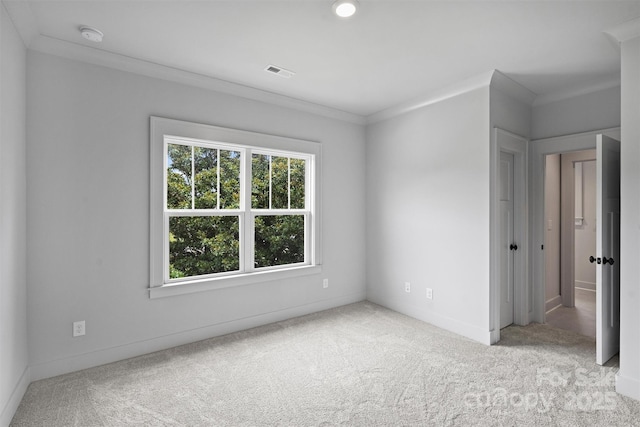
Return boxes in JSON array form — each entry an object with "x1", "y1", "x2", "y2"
[
  {"x1": 500, "y1": 151, "x2": 515, "y2": 328},
  {"x1": 595, "y1": 134, "x2": 621, "y2": 365}
]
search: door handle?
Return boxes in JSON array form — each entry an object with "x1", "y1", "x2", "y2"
[
  {"x1": 589, "y1": 256, "x2": 602, "y2": 264},
  {"x1": 510, "y1": 244, "x2": 518, "y2": 251},
  {"x1": 603, "y1": 257, "x2": 615, "y2": 265}
]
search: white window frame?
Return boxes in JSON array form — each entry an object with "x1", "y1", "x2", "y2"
[{"x1": 150, "y1": 117, "x2": 322, "y2": 299}]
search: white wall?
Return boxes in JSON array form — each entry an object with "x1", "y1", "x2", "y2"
[
  {"x1": 26, "y1": 52, "x2": 366, "y2": 380},
  {"x1": 617, "y1": 34, "x2": 640, "y2": 401},
  {"x1": 532, "y1": 85, "x2": 621, "y2": 140},
  {"x1": 0, "y1": 4, "x2": 28, "y2": 426},
  {"x1": 365, "y1": 86, "x2": 492, "y2": 343},
  {"x1": 490, "y1": 83, "x2": 532, "y2": 139}
]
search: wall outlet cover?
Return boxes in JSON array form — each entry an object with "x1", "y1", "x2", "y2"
[{"x1": 73, "y1": 320, "x2": 86, "y2": 337}]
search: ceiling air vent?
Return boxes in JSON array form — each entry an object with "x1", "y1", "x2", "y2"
[{"x1": 265, "y1": 64, "x2": 295, "y2": 79}]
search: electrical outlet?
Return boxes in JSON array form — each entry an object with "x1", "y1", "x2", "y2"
[
  {"x1": 426, "y1": 288, "x2": 433, "y2": 300},
  {"x1": 73, "y1": 320, "x2": 85, "y2": 337},
  {"x1": 323, "y1": 278, "x2": 329, "y2": 289},
  {"x1": 405, "y1": 282, "x2": 411, "y2": 293}
]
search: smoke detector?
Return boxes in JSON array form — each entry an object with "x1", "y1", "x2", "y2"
[
  {"x1": 264, "y1": 65, "x2": 295, "y2": 79},
  {"x1": 80, "y1": 26, "x2": 103, "y2": 43}
]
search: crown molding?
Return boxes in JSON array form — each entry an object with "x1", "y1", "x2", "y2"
[
  {"x1": 532, "y1": 76, "x2": 620, "y2": 107},
  {"x1": 4, "y1": 0, "x2": 365, "y2": 125},
  {"x1": 366, "y1": 70, "x2": 495, "y2": 124},
  {"x1": 28, "y1": 35, "x2": 366, "y2": 125},
  {"x1": 604, "y1": 17, "x2": 640, "y2": 43},
  {"x1": 490, "y1": 70, "x2": 537, "y2": 106},
  {"x1": 2, "y1": 0, "x2": 39, "y2": 47},
  {"x1": 366, "y1": 69, "x2": 536, "y2": 125}
]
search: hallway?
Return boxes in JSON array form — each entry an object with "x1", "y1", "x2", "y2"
[{"x1": 546, "y1": 288, "x2": 596, "y2": 338}]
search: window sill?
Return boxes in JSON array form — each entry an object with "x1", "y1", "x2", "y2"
[{"x1": 148, "y1": 265, "x2": 322, "y2": 299}]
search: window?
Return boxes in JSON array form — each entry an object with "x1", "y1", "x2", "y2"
[
  {"x1": 166, "y1": 142, "x2": 242, "y2": 279},
  {"x1": 150, "y1": 117, "x2": 321, "y2": 298}
]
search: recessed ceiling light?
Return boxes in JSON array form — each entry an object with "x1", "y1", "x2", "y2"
[
  {"x1": 332, "y1": 0, "x2": 359, "y2": 18},
  {"x1": 79, "y1": 26, "x2": 104, "y2": 43}
]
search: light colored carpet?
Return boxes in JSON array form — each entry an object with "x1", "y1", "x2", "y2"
[{"x1": 11, "y1": 302, "x2": 640, "y2": 426}]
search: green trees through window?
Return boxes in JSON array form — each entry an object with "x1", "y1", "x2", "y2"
[
  {"x1": 166, "y1": 142, "x2": 308, "y2": 280},
  {"x1": 251, "y1": 154, "x2": 306, "y2": 268}
]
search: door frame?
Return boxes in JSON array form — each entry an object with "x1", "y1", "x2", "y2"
[
  {"x1": 529, "y1": 128, "x2": 620, "y2": 324},
  {"x1": 490, "y1": 127, "x2": 528, "y2": 344},
  {"x1": 559, "y1": 151, "x2": 596, "y2": 308}
]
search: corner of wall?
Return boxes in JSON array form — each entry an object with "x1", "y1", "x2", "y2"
[
  {"x1": 366, "y1": 70, "x2": 494, "y2": 124},
  {"x1": 616, "y1": 371, "x2": 640, "y2": 401},
  {"x1": 489, "y1": 71, "x2": 534, "y2": 139},
  {"x1": 1, "y1": 3, "x2": 31, "y2": 423},
  {"x1": 0, "y1": 367, "x2": 30, "y2": 427},
  {"x1": 490, "y1": 70, "x2": 537, "y2": 108}
]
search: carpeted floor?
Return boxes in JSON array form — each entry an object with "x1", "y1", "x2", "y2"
[{"x1": 11, "y1": 302, "x2": 640, "y2": 426}]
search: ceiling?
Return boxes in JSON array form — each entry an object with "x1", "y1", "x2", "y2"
[{"x1": 5, "y1": 0, "x2": 640, "y2": 118}]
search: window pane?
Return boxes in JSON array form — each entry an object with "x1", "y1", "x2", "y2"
[
  {"x1": 254, "y1": 215, "x2": 305, "y2": 268},
  {"x1": 271, "y1": 156, "x2": 289, "y2": 209},
  {"x1": 169, "y1": 216, "x2": 240, "y2": 279},
  {"x1": 220, "y1": 150, "x2": 241, "y2": 209},
  {"x1": 252, "y1": 154, "x2": 269, "y2": 209},
  {"x1": 167, "y1": 144, "x2": 192, "y2": 209},
  {"x1": 290, "y1": 158, "x2": 305, "y2": 209},
  {"x1": 194, "y1": 147, "x2": 217, "y2": 209}
]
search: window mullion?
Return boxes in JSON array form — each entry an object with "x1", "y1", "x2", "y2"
[
  {"x1": 217, "y1": 148, "x2": 220, "y2": 210},
  {"x1": 191, "y1": 145, "x2": 195, "y2": 209},
  {"x1": 268, "y1": 155, "x2": 272, "y2": 209},
  {"x1": 242, "y1": 149, "x2": 253, "y2": 273},
  {"x1": 287, "y1": 157, "x2": 291, "y2": 210}
]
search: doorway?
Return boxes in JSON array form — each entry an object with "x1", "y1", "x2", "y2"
[
  {"x1": 530, "y1": 130, "x2": 621, "y2": 365},
  {"x1": 500, "y1": 150, "x2": 515, "y2": 329},
  {"x1": 491, "y1": 128, "x2": 527, "y2": 343},
  {"x1": 544, "y1": 151, "x2": 596, "y2": 338}
]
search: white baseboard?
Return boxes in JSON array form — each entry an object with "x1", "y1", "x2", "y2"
[
  {"x1": 0, "y1": 366, "x2": 30, "y2": 427},
  {"x1": 616, "y1": 371, "x2": 640, "y2": 401},
  {"x1": 367, "y1": 293, "x2": 492, "y2": 345},
  {"x1": 545, "y1": 295, "x2": 562, "y2": 312},
  {"x1": 575, "y1": 280, "x2": 596, "y2": 291},
  {"x1": 489, "y1": 328, "x2": 500, "y2": 345},
  {"x1": 30, "y1": 292, "x2": 366, "y2": 382}
]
